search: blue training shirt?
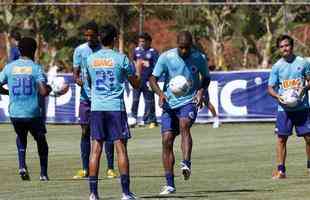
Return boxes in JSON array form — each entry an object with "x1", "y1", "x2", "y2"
[
  {"x1": 0, "y1": 58, "x2": 47, "y2": 118},
  {"x1": 73, "y1": 42, "x2": 101, "y2": 102},
  {"x1": 152, "y1": 48, "x2": 210, "y2": 109},
  {"x1": 86, "y1": 48, "x2": 134, "y2": 111},
  {"x1": 268, "y1": 55, "x2": 310, "y2": 111}
]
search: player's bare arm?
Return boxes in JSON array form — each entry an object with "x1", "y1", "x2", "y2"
[
  {"x1": 38, "y1": 82, "x2": 52, "y2": 97},
  {"x1": 149, "y1": 75, "x2": 167, "y2": 107},
  {"x1": 73, "y1": 68, "x2": 83, "y2": 86},
  {"x1": 195, "y1": 76, "x2": 210, "y2": 109}
]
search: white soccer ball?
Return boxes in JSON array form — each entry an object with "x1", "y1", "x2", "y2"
[
  {"x1": 281, "y1": 89, "x2": 300, "y2": 108},
  {"x1": 50, "y1": 77, "x2": 69, "y2": 97},
  {"x1": 169, "y1": 75, "x2": 190, "y2": 97}
]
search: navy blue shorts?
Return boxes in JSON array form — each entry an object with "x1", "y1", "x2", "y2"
[
  {"x1": 161, "y1": 103, "x2": 198, "y2": 135},
  {"x1": 90, "y1": 111, "x2": 131, "y2": 142},
  {"x1": 11, "y1": 117, "x2": 47, "y2": 136},
  {"x1": 79, "y1": 100, "x2": 91, "y2": 125},
  {"x1": 275, "y1": 109, "x2": 310, "y2": 137}
]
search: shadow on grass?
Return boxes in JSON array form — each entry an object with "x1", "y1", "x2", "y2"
[{"x1": 141, "y1": 189, "x2": 273, "y2": 199}]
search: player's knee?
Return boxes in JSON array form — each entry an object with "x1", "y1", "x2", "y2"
[
  {"x1": 162, "y1": 138, "x2": 174, "y2": 148},
  {"x1": 277, "y1": 136, "x2": 288, "y2": 144}
]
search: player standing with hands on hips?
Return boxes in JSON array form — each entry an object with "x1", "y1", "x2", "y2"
[
  {"x1": 149, "y1": 31, "x2": 210, "y2": 194},
  {"x1": 268, "y1": 34, "x2": 310, "y2": 179}
]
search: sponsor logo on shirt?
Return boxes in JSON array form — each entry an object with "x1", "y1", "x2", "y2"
[
  {"x1": 281, "y1": 79, "x2": 301, "y2": 89},
  {"x1": 91, "y1": 59, "x2": 114, "y2": 68},
  {"x1": 12, "y1": 66, "x2": 32, "y2": 74}
]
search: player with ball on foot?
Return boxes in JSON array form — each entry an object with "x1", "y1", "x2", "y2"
[{"x1": 268, "y1": 34, "x2": 310, "y2": 179}]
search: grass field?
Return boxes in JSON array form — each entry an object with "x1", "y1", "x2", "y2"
[{"x1": 0, "y1": 123, "x2": 310, "y2": 200}]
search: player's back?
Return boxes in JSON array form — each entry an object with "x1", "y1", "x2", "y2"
[
  {"x1": 4, "y1": 58, "x2": 45, "y2": 118},
  {"x1": 87, "y1": 48, "x2": 133, "y2": 111}
]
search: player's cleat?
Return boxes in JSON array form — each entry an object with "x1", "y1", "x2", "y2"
[
  {"x1": 212, "y1": 117, "x2": 220, "y2": 128},
  {"x1": 73, "y1": 169, "x2": 88, "y2": 179},
  {"x1": 128, "y1": 117, "x2": 137, "y2": 128},
  {"x1": 180, "y1": 161, "x2": 191, "y2": 180},
  {"x1": 272, "y1": 170, "x2": 286, "y2": 179},
  {"x1": 19, "y1": 168, "x2": 30, "y2": 181},
  {"x1": 159, "y1": 185, "x2": 176, "y2": 195},
  {"x1": 106, "y1": 169, "x2": 118, "y2": 179},
  {"x1": 40, "y1": 175, "x2": 49, "y2": 181},
  {"x1": 148, "y1": 122, "x2": 157, "y2": 129},
  {"x1": 89, "y1": 193, "x2": 99, "y2": 200},
  {"x1": 121, "y1": 192, "x2": 136, "y2": 200}
]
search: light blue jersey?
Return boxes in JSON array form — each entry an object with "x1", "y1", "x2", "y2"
[
  {"x1": 152, "y1": 48, "x2": 209, "y2": 109},
  {"x1": 73, "y1": 42, "x2": 101, "y2": 101},
  {"x1": 86, "y1": 48, "x2": 134, "y2": 111},
  {"x1": 0, "y1": 58, "x2": 46, "y2": 118},
  {"x1": 268, "y1": 56, "x2": 310, "y2": 111}
]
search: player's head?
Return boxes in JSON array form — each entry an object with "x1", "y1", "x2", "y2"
[
  {"x1": 18, "y1": 37, "x2": 37, "y2": 60},
  {"x1": 99, "y1": 24, "x2": 118, "y2": 47},
  {"x1": 83, "y1": 21, "x2": 99, "y2": 47},
  {"x1": 177, "y1": 31, "x2": 193, "y2": 58},
  {"x1": 276, "y1": 34, "x2": 294, "y2": 58},
  {"x1": 138, "y1": 32, "x2": 152, "y2": 49},
  {"x1": 10, "y1": 30, "x2": 21, "y2": 44}
]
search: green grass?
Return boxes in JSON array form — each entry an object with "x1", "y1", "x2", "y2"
[{"x1": 0, "y1": 123, "x2": 309, "y2": 200}]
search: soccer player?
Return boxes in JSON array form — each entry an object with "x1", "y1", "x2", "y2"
[
  {"x1": 8, "y1": 30, "x2": 21, "y2": 63},
  {"x1": 268, "y1": 34, "x2": 310, "y2": 179},
  {"x1": 0, "y1": 37, "x2": 51, "y2": 181},
  {"x1": 129, "y1": 32, "x2": 159, "y2": 128},
  {"x1": 149, "y1": 31, "x2": 210, "y2": 194},
  {"x1": 73, "y1": 21, "x2": 117, "y2": 179},
  {"x1": 86, "y1": 24, "x2": 140, "y2": 200}
]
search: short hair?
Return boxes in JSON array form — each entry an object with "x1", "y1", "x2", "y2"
[
  {"x1": 99, "y1": 24, "x2": 118, "y2": 46},
  {"x1": 18, "y1": 37, "x2": 37, "y2": 58},
  {"x1": 276, "y1": 34, "x2": 294, "y2": 48},
  {"x1": 138, "y1": 32, "x2": 152, "y2": 42},
  {"x1": 84, "y1": 21, "x2": 98, "y2": 33},
  {"x1": 10, "y1": 30, "x2": 21, "y2": 41},
  {"x1": 177, "y1": 31, "x2": 193, "y2": 44}
]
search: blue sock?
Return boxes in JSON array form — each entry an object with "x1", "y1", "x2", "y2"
[
  {"x1": 307, "y1": 160, "x2": 310, "y2": 169},
  {"x1": 120, "y1": 174, "x2": 130, "y2": 195},
  {"x1": 165, "y1": 172, "x2": 175, "y2": 188},
  {"x1": 182, "y1": 160, "x2": 191, "y2": 168},
  {"x1": 105, "y1": 142, "x2": 114, "y2": 169},
  {"x1": 16, "y1": 136, "x2": 27, "y2": 169},
  {"x1": 278, "y1": 164, "x2": 286, "y2": 173},
  {"x1": 89, "y1": 176, "x2": 98, "y2": 196},
  {"x1": 81, "y1": 135, "x2": 90, "y2": 171}
]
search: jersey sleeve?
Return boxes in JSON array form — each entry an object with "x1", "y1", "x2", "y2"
[
  {"x1": 35, "y1": 65, "x2": 47, "y2": 84},
  {"x1": 197, "y1": 54, "x2": 210, "y2": 79},
  {"x1": 0, "y1": 66, "x2": 8, "y2": 85},
  {"x1": 73, "y1": 47, "x2": 82, "y2": 69},
  {"x1": 152, "y1": 54, "x2": 167, "y2": 78},
  {"x1": 268, "y1": 65, "x2": 279, "y2": 86},
  {"x1": 123, "y1": 55, "x2": 135, "y2": 77}
]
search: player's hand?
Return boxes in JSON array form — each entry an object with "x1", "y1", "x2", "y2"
[
  {"x1": 277, "y1": 95, "x2": 286, "y2": 105},
  {"x1": 75, "y1": 78, "x2": 83, "y2": 87},
  {"x1": 158, "y1": 92, "x2": 167, "y2": 108},
  {"x1": 194, "y1": 90, "x2": 204, "y2": 109}
]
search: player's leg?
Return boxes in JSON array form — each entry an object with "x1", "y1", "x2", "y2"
[
  {"x1": 178, "y1": 103, "x2": 198, "y2": 180},
  {"x1": 105, "y1": 111, "x2": 136, "y2": 199},
  {"x1": 74, "y1": 101, "x2": 91, "y2": 179},
  {"x1": 160, "y1": 109, "x2": 178, "y2": 194},
  {"x1": 207, "y1": 102, "x2": 220, "y2": 128},
  {"x1": 304, "y1": 135, "x2": 310, "y2": 173},
  {"x1": 11, "y1": 118, "x2": 30, "y2": 180},
  {"x1": 89, "y1": 111, "x2": 105, "y2": 200},
  {"x1": 273, "y1": 111, "x2": 293, "y2": 179},
  {"x1": 142, "y1": 85, "x2": 157, "y2": 128},
  {"x1": 130, "y1": 88, "x2": 141, "y2": 126},
  {"x1": 105, "y1": 141, "x2": 117, "y2": 178},
  {"x1": 89, "y1": 139, "x2": 103, "y2": 200}
]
